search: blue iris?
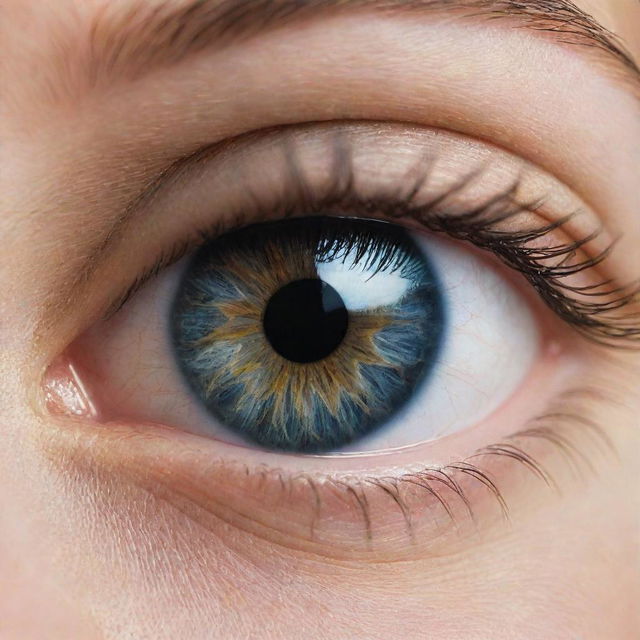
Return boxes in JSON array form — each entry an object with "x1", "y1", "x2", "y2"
[{"x1": 171, "y1": 217, "x2": 446, "y2": 453}]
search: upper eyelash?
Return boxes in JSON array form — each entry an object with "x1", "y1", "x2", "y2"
[
  {"x1": 107, "y1": 132, "x2": 640, "y2": 346},
  {"x1": 287, "y1": 136, "x2": 640, "y2": 346}
]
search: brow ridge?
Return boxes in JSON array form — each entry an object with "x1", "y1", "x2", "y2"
[{"x1": 81, "y1": 0, "x2": 639, "y2": 90}]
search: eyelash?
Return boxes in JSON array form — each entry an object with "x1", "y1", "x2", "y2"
[
  {"x1": 90, "y1": 131, "x2": 636, "y2": 548},
  {"x1": 109, "y1": 133, "x2": 640, "y2": 347}
]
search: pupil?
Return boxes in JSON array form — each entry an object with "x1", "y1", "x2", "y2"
[{"x1": 263, "y1": 278, "x2": 349, "y2": 364}]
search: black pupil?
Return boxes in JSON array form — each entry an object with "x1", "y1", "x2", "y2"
[{"x1": 263, "y1": 278, "x2": 349, "y2": 364}]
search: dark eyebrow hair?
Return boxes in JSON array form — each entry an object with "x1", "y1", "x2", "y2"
[{"x1": 81, "y1": 0, "x2": 639, "y2": 90}]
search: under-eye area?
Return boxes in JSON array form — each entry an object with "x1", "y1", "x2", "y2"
[{"x1": 43, "y1": 379, "x2": 621, "y2": 561}]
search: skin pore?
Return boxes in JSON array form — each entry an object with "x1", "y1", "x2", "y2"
[{"x1": 1, "y1": 1, "x2": 639, "y2": 639}]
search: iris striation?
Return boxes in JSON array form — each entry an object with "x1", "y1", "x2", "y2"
[{"x1": 171, "y1": 217, "x2": 445, "y2": 453}]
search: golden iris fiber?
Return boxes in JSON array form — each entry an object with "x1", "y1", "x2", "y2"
[{"x1": 171, "y1": 217, "x2": 445, "y2": 453}]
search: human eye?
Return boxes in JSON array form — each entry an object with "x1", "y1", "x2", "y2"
[{"x1": 43, "y1": 122, "x2": 638, "y2": 559}]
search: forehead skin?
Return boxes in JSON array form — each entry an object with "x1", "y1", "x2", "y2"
[{"x1": 0, "y1": 1, "x2": 639, "y2": 639}]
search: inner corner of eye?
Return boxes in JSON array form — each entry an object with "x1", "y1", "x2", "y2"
[{"x1": 42, "y1": 356, "x2": 98, "y2": 421}]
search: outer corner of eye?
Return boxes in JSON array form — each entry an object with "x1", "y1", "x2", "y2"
[{"x1": 46, "y1": 214, "x2": 547, "y2": 460}]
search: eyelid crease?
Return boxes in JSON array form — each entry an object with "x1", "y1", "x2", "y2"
[{"x1": 103, "y1": 130, "x2": 640, "y2": 348}]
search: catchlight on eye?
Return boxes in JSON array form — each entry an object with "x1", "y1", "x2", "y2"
[{"x1": 171, "y1": 217, "x2": 446, "y2": 453}]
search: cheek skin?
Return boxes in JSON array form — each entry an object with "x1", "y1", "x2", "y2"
[{"x1": 0, "y1": 506, "x2": 103, "y2": 639}]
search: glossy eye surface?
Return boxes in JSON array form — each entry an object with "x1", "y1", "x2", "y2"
[
  {"x1": 70, "y1": 190, "x2": 541, "y2": 458},
  {"x1": 172, "y1": 217, "x2": 445, "y2": 453}
]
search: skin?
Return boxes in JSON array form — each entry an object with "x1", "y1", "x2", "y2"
[{"x1": 1, "y1": 1, "x2": 639, "y2": 638}]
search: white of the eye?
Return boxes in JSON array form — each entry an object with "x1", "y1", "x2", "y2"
[
  {"x1": 340, "y1": 235, "x2": 539, "y2": 453},
  {"x1": 316, "y1": 247, "x2": 411, "y2": 310},
  {"x1": 91, "y1": 233, "x2": 539, "y2": 454}
]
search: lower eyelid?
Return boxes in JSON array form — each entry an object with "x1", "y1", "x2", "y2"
[
  {"x1": 42, "y1": 330, "x2": 598, "y2": 561},
  {"x1": 40, "y1": 399, "x2": 610, "y2": 564}
]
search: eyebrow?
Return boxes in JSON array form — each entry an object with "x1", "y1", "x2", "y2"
[{"x1": 80, "y1": 0, "x2": 639, "y2": 92}]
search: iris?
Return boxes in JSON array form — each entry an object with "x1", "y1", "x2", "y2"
[{"x1": 171, "y1": 217, "x2": 446, "y2": 453}]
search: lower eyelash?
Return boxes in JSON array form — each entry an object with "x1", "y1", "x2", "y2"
[
  {"x1": 41, "y1": 365, "x2": 625, "y2": 560},
  {"x1": 254, "y1": 384, "x2": 619, "y2": 550}
]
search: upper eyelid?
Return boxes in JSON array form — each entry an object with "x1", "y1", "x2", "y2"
[
  {"x1": 93, "y1": 125, "x2": 639, "y2": 347},
  {"x1": 22, "y1": 13, "x2": 640, "y2": 346},
  {"x1": 31, "y1": 118, "x2": 635, "y2": 366},
  {"x1": 86, "y1": 122, "x2": 599, "y2": 277}
]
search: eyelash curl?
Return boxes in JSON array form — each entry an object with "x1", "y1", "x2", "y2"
[
  {"x1": 281, "y1": 135, "x2": 640, "y2": 347},
  {"x1": 113, "y1": 131, "x2": 640, "y2": 348}
]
